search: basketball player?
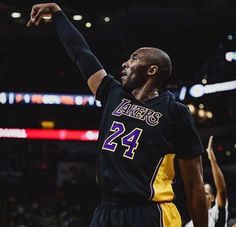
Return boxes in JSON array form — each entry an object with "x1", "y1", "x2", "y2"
[
  {"x1": 27, "y1": 3, "x2": 208, "y2": 226},
  {"x1": 185, "y1": 135, "x2": 228, "y2": 227}
]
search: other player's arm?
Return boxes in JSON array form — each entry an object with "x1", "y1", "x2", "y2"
[
  {"x1": 27, "y1": 3, "x2": 106, "y2": 96},
  {"x1": 178, "y1": 155, "x2": 208, "y2": 227},
  {"x1": 206, "y1": 135, "x2": 227, "y2": 208}
]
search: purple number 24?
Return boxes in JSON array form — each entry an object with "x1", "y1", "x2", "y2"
[{"x1": 102, "y1": 121, "x2": 143, "y2": 159}]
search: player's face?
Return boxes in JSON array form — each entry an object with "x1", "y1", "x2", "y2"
[
  {"x1": 121, "y1": 49, "x2": 149, "y2": 91},
  {"x1": 204, "y1": 184, "x2": 215, "y2": 209}
]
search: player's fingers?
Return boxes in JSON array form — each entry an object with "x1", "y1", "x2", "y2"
[
  {"x1": 27, "y1": 18, "x2": 37, "y2": 27},
  {"x1": 26, "y1": 19, "x2": 33, "y2": 27},
  {"x1": 30, "y1": 5, "x2": 39, "y2": 20},
  {"x1": 27, "y1": 8, "x2": 48, "y2": 27},
  {"x1": 32, "y1": 8, "x2": 45, "y2": 26},
  {"x1": 31, "y1": 10, "x2": 41, "y2": 23},
  {"x1": 35, "y1": 17, "x2": 43, "y2": 26},
  {"x1": 207, "y1": 135, "x2": 213, "y2": 149},
  {"x1": 206, "y1": 148, "x2": 211, "y2": 160},
  {"x1": 27, "y1": 5, "x2": 39, "y2": 27}
]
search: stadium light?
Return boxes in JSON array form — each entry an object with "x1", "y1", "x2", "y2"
[
  {"x1": 179, "y1": 86, "x2": 187, "y2": 101},
  {"x1": 104, "y1": 17, "x2": 110, "y2": 22},
  {"x1": 227, "y1": 34, "x2": 233, "y2": 40},
  {"x1": 73, "y1": 15, "x2": 83, "y2": 21},
  {"x1": 11, "y1": 12, "x2": 21, "y2": 18},
  {"x1": 0, "y1": 92, "x2": 101, "y2": 107},
  {"x1": 0, "y1": 128, "x2": 99, "y2": 141},
  {"x1": 225, "y1": 51, "x2": 236, "y2": 62},
  {"x1": 189, "y1": 80, "x2": 236, "y2": 98},
  {"x1": 85, "y1": 22, "x2": 92, "y2": 28}
]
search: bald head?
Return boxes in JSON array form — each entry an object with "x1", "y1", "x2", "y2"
[{"x1": 138, "y1": 47, "x2": 172, "y2": 84}]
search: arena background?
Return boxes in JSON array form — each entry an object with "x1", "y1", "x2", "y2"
[{"x1": 0, "y1": 0, "x2": 235, "y2": 226}]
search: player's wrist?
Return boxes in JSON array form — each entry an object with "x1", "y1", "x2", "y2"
[{"x1": 50, "y1": 3, "x2": 61, "y2": 14}]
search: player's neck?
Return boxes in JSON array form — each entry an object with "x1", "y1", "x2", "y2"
[{"x1": 132, "y1": 85, "x2": 159, "y2": 102}]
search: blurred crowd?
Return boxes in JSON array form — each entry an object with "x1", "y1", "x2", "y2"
[
  {"x1": 0, "y1": 163, "x2": 100, "y2": 227},
  {"x1": 0, "y1": 194, "x2": 87, "y2": 227}
]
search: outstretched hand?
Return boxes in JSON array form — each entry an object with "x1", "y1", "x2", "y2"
[
  {"x1": 206, "y1": 135, "x2": 216, "y2": 161},
  {"x1": 27, "y1": 3, "x2": 61, "y2": 27}
]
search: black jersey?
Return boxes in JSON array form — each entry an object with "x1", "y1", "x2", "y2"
[{"x1": 96, "y1": 75, "x2": 204, "y2": 203}]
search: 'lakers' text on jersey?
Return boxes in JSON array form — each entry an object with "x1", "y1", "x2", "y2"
[{"x1": 112, "y1": 98, "x2": 162, "y2": 126}]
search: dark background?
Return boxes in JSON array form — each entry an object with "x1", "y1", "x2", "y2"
[{"x1": 0, "y1": 0, "x2": 235, "y2": 226}]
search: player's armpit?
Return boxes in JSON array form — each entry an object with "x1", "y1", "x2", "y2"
[{"x1": 87, "y1": 69, "x2": 107, "y2": 96}]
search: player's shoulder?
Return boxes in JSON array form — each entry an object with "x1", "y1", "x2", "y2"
[
  {"x1": 163, "y1": 91, "x2": 186, "y2": 110},
  {"x1": 174, "y1": 102, "x2": 189, "y2": 113},
  {"x1": 165, "y1": 92, "x2": 191, "y2": 120},
  {"x1": 155, "y1": 90, "x2": 175, "y2": 105},
  {"x1": 169, "y1": 96, "x2": 189, "y2": 112}
]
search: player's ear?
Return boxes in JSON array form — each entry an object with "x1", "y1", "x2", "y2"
[{"x1": 147, "y1": 65, "x2": 158, "y2": 76}]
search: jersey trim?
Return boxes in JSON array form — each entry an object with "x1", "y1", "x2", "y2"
[{"x1": 149, "y1": 154, "x2": 176, "y2": 202}]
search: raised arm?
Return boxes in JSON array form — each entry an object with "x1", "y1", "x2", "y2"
[
  {"x1": 206, "y1": 135, "x2": 227, "y2": 208},
  {"x1": 178, "y1": 156, "x2": 208, "y2": 227},
  {"x1": 27, "y1": 3, "x2": 107, "y2": 96}
]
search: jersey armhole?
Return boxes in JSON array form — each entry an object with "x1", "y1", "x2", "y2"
[{"x1": 96, "y1": 75, "x2": 120, "y2": 103}]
